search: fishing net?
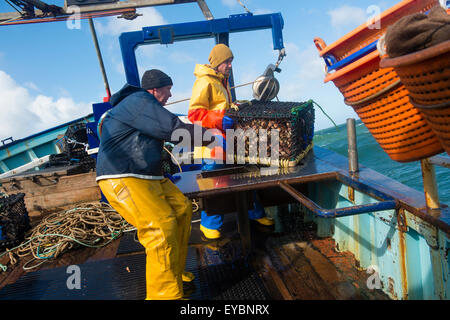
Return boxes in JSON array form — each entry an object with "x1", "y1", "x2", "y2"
[
  {"x1": 161, "y1": 143, "x2": 181, "y2": 175},
  {"x1": 0, "y1": 193, "x2": 31, "y2": 252},
  {"x1": 225, "y1": 100, "x2": 315, "y2": 167}
]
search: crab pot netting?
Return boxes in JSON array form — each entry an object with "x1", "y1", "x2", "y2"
[
  {"x1": 0, "y1": 193, "x2": 31, "y2": 251},
  {"x1": 225, "y1": 100, "x2": 315, "y2": 166},
  {"x1": 49, "y1": 123, "x2": 96, "y2": 172}
]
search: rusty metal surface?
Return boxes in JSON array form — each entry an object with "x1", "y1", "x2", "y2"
[
  {"x1": 315, "y1": 147, "x2": 450, "y2": 235},
  {"x1": 177, "y1": 146, "x2": 450, "y2": 235}
]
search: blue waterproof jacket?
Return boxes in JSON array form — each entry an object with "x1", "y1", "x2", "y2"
[{"x1": 96, "y1": 84, "x2": 203, "y2": 181}]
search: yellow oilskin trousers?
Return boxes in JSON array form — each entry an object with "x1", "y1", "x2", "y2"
[{"x1": 98, "y1": 177, "x2": 192, "y2": 300}]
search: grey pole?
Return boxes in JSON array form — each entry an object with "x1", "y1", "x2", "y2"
[
  {"x1": 347, "y1": 118, "x2": 359, "y2": 175},
  {"x1": 88, "y1": 17, "x2": 111, "y2": 98}
]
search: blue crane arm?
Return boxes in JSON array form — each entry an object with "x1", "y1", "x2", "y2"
[{"x1": 119, "y1": 12, "x2": 284, "y2": 87}]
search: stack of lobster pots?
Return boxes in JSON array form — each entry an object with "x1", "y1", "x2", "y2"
[{"x1": 314, "y1": 0, "x2": 448, "y2": 162}]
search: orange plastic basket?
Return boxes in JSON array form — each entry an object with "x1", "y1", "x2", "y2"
[
  {"x1": 314, "y1": 0, "x2": 438, "y2": 63},
  {"x1": 313, "y1": 0, "x2": 446, "y2": 162},
  {"x1": 322, "y1": 49, "x2": 443, "y2": 162},
  {"x1": 380, "y1": 40, "x2": 450, "y2": 155},
  {"x1": 327, "y1": 51, "x2": 399, "y2": 104},
  {"x1": 352, "y1": 83, "x2": 444, "y2": 162}
]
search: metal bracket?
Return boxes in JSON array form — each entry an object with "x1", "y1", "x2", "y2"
[
  {"x1": 30, "y1": 174, "x2": 59, "y2": 186},
  {"x1": 158, "y1": 27, "x2": 174, "y2": 44},
  {"x1": 196, "y1": 0, "x2": 213, "y2": 20},
  {"x1": 120, "y1": 12, "x2": 285, "y2": 86},
  {"x1": 278, "y1": 182, "x2": 397, "y2": 219},
  {"x1": 396, "y1": 208, "x2": 408, "y2": 233}
]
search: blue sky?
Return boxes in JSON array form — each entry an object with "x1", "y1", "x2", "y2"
[{"x1": 0, "y1": 0, "x2": 403, "y2": 141}]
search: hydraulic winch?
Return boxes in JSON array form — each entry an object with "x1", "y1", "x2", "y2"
[{"x1": 252, "y1": 48, "x2": 285, "y2": 102}]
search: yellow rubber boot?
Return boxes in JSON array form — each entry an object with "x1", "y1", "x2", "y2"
[
  {"x1": 253, "y1": 216, "x2": 275, "y2": 226},
  {"x1": 182, "y1": 271, "x2": 195, "y2": 282},
  {"x1": 200, "y1": 225, "x2": 221, "y2": 240},
  {"x1": 99, "y1": 177, "x2": 192, "y2": 300}
]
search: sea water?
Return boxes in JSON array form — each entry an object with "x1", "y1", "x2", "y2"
[{"x1": 313, "y1": 120, "x2": 449, "y2": 205}]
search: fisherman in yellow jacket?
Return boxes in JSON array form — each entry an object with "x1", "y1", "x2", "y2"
[{"x1": 188, "y1": 44, "x2": 274, "y2": 240}]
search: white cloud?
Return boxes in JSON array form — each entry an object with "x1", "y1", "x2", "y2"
[
  {"x1": 95, "y1": 7, "x2": 167, "y2": 36},
  {"x1": 0, "y1": 70, "x2": 92, "y2": 141},
  {"x1": 276, "y1": 42, "x2": 325, "y2": 101},
  {"x1": 24, "y1": 81, "x2": 40, "y2": 92},
  {"x1": 327, "y1": 5, "x2": 367, "y2": 30},
  {"x1": 253, "y1": 8, "x2": 272, "y2": 15},
  {"x1": 221, "y1": 0, "x2": 238, "y2": 8}
]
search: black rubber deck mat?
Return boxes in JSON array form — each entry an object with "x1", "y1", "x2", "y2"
[
  {"x1": 0, "y1": 227, "x2": 268, "y2": 300},
  {"x1": 0, "y1": 253, "x2": 147, "y2": 300},
  {"x1": 117, "y1": 212, "x2": 238, "y2": 253},
  {"x1": 196, "y1": 242, "x2": 271, "y2": 300},
  {"x1": 189, "y1": 213, "x2": 238, "y2": 246},
  {"x1": 116, "y1": 231, "x2": 144, "y2": 255},
  {"x1": 183, "y1": 246, "x2": 204, "y2": 300},
  {"x1": 197, "y1": 262, "x2": 270, "y2": 300}
]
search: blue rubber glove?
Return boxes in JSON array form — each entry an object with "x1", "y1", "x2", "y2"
[
  {"x1": 164, "y1": 173, "x2": 181, "y2": 183},
  {"x1": 222, "y1": 116, "x2": 234, "y2": 130}
]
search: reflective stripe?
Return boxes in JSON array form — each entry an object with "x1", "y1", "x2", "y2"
[{"x1": 96, "y1": 173, "x2": 164, "y2": 182}]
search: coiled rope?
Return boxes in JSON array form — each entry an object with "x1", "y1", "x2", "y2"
[{"x1": 0, "y1": 202, "x2": 135, "y2": 272}]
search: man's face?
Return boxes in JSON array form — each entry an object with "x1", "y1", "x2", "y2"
[
  {"x1": 149, "y1": 85, "x2": 172, "y2": 106},
  {"x1": 216, "y1": 58, "x2": 233, "y2": 77}
]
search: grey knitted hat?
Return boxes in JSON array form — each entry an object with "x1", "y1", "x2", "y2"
[{"x1": 141, "y1": 69, "x2": 173, "y2": 90}]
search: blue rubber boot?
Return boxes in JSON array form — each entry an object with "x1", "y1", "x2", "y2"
[
  {"x1": 248, "y1": 191, "x2": 274, "y2": 226},
  {"x1": 200, "y1": 211, "x2": 224, "y2": 239},
  {"x1": 200, "y1": 160, "x2": 225, "y2": 239}
]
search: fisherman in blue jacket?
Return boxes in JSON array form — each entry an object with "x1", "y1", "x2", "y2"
[{"x1": 96, "y1": 69, "x2": 212, "y2": 300}]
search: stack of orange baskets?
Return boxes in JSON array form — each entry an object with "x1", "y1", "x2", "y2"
[
  {"x1": 314, "y1": 0, "x2": 444, "y2": 162},
  {"x1": 380, "y1": 35, "x2": 450, "y2": 155}
]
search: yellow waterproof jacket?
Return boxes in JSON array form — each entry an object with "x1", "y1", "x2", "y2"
[
  {"x1": 188, "y1": 64, "x2": 232, "y2": 160},
  {"x1": 188, "y1": 64, "x2": 232, "y2": 130}
]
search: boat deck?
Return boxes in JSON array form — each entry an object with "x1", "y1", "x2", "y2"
[
  {"x1": 0, "y1": 146, "x2": 447, "y2": 300},
  {"x1": 0, "y1": 208, "x2": 389, "y2": 300}
]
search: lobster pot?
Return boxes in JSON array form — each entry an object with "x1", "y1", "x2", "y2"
[
  {"x1": 0, "y1": 193, "x2": 30, "y2": 252},
  {"x1": 63, "y1": 123, "x2": 88, "y2": 158},
  {"x1": 225, "y1": 100, "x2": 314, "y2": 167},
  {"x1": 58, "y1": 123, "x2": 96, "y2": 172},
  {"x1": 380, "y1": 40, "x2": 450, "y2": 155}
]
